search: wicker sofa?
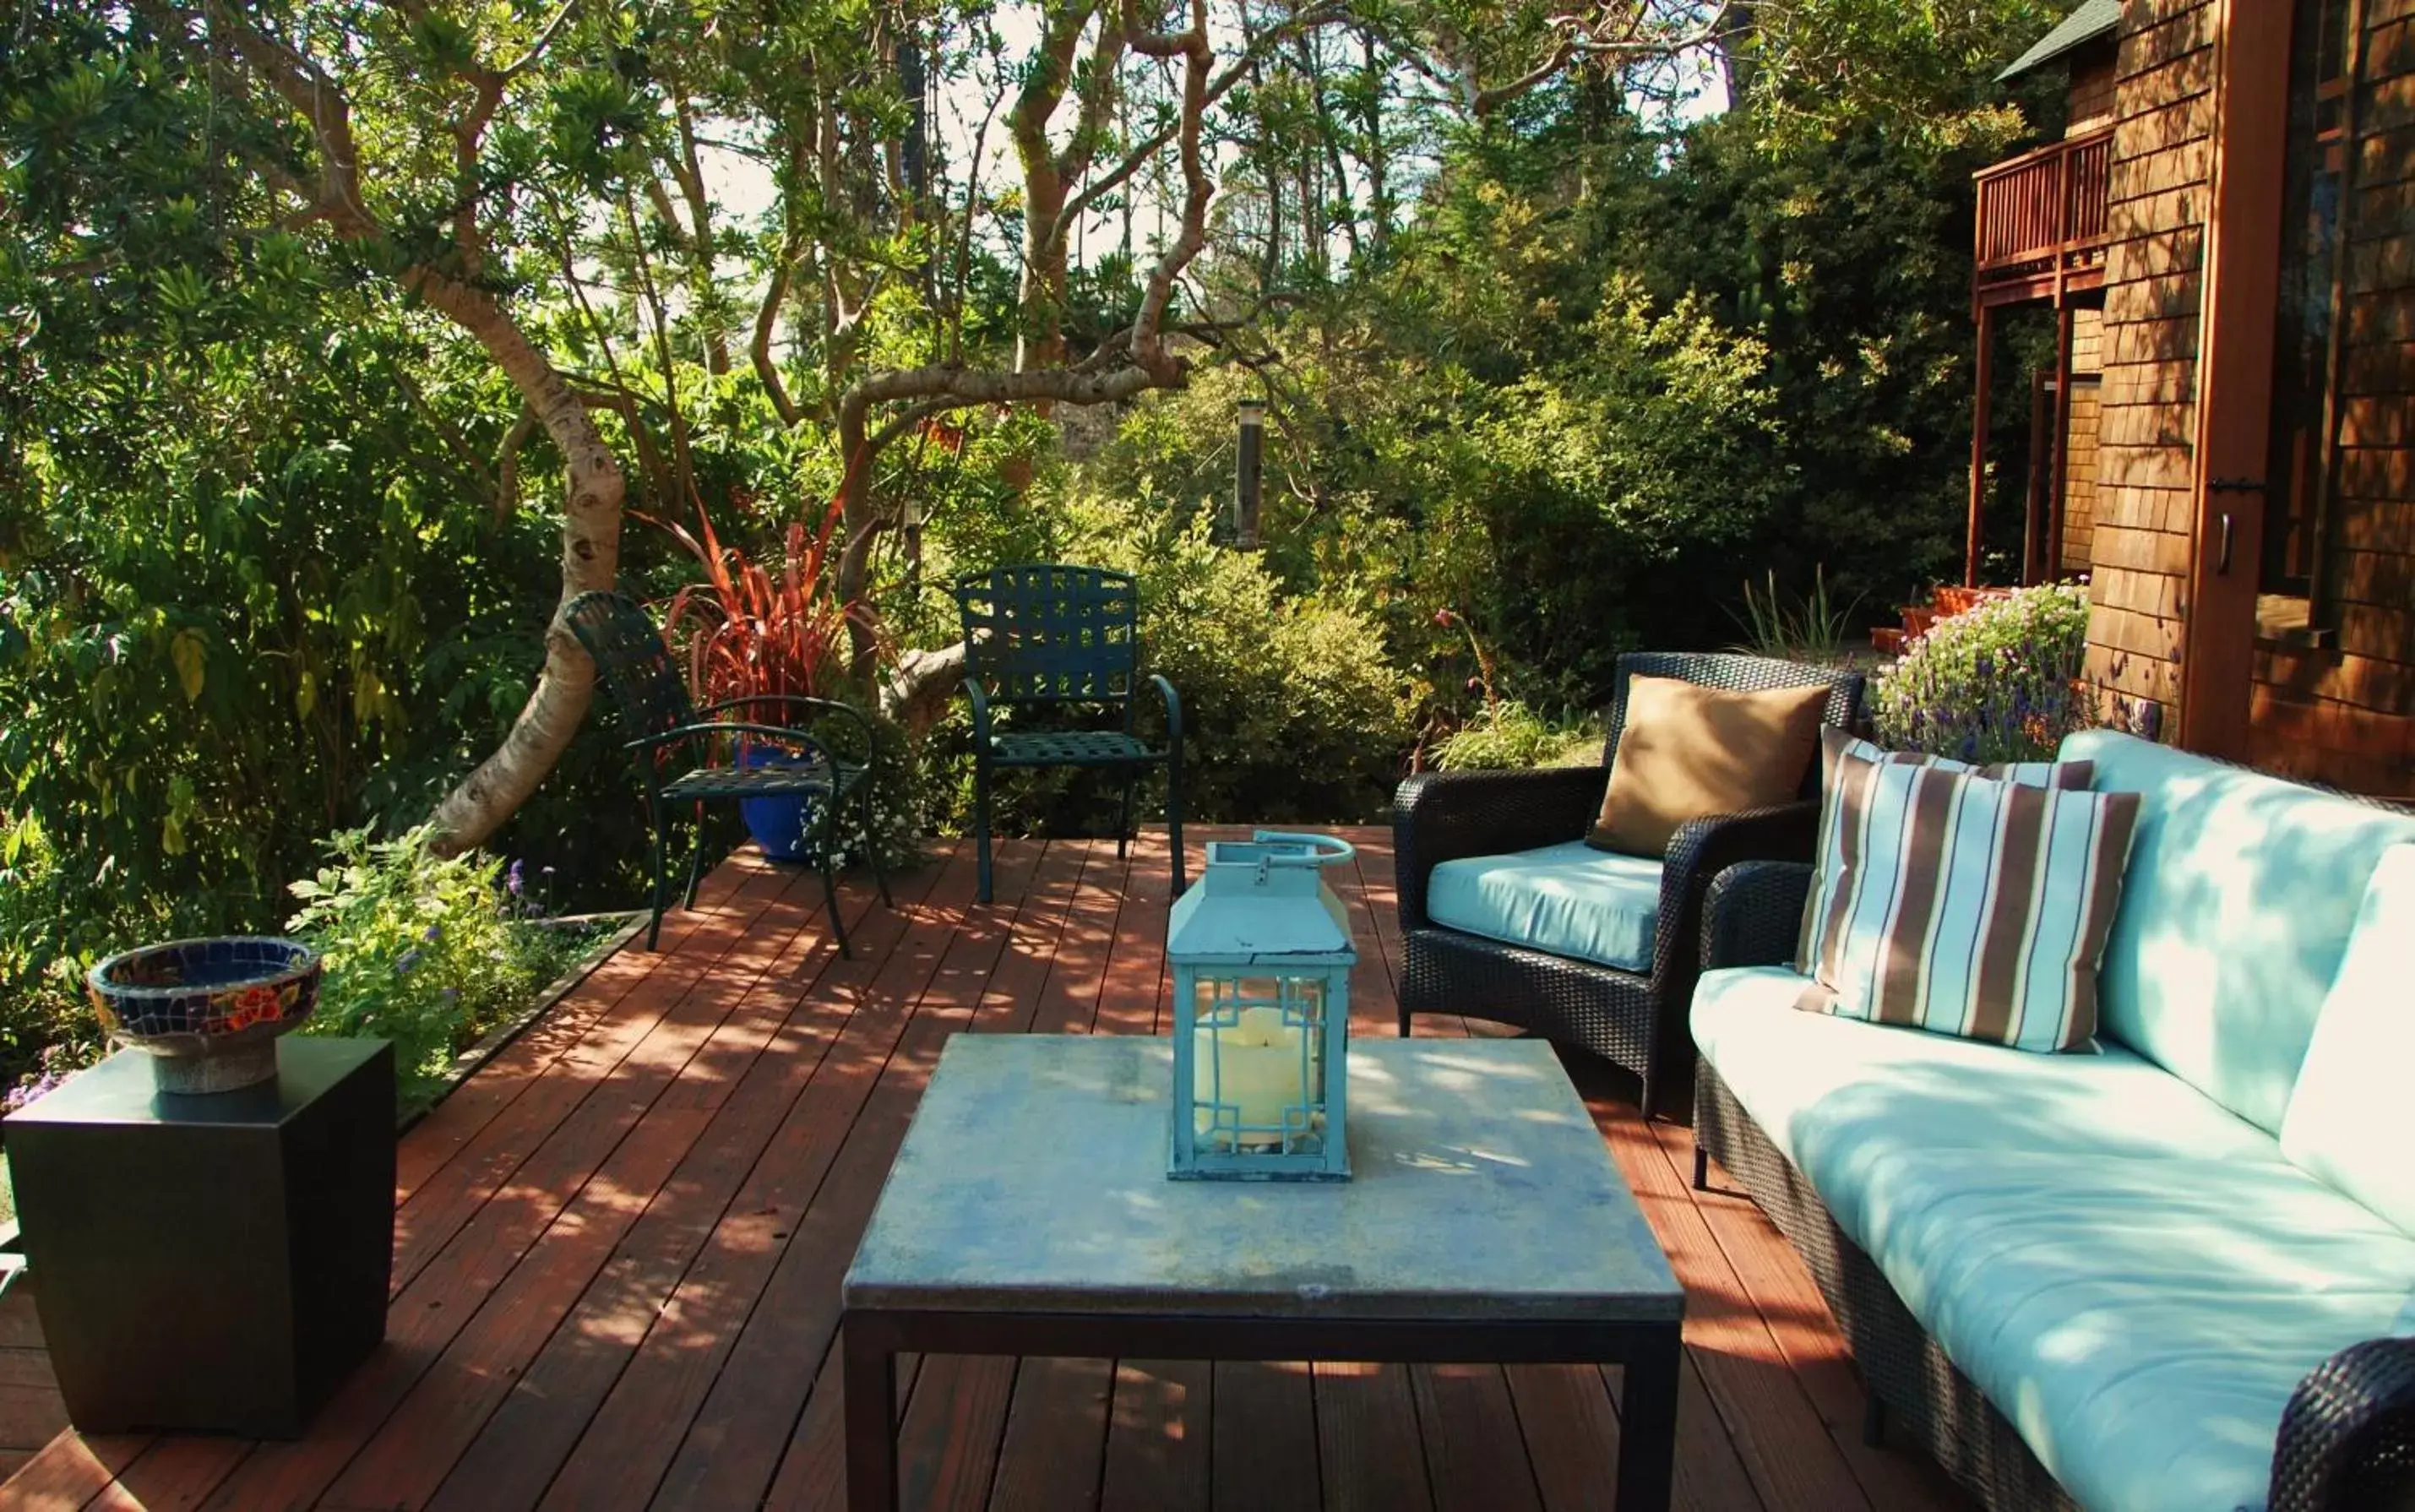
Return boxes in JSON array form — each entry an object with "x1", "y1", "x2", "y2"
[
  {"x1": 1691, "y1": 729, "x2": 2415, "y2": 1512},
  {"x1": 1392, "y1": 652, "x2": 1864, "y2": 1120}
]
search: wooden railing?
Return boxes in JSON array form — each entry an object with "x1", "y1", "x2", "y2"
[{"x1": 1973, "y1": 125, "x2": 2113, "y2": 297}]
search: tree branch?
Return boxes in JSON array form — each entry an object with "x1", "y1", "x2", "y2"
[{"x1": 1061, "y1": 3, "x2": 1338, "y2": 226}]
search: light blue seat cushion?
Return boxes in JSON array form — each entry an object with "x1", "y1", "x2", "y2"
[
  {"x1": 1696, "y1": 965, "x2": 2415, "y2": 1512},
  {"x1": 2060, "y1": 730, "x2": 2415, "y2": 1134},
  {"x1": 1425, "y1": 840, "x2": 1662, "y2": 973}
]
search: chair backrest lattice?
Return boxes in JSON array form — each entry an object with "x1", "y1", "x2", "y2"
[
  {"x1": 953, "y1": 564, "x2": 1138, "y2": 705},
  {"x1": 563, "y1": 591, "x2": 700, "y2": 753}
]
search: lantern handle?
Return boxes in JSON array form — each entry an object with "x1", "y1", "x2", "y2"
[{"x1": 1248, "y1": 830, "x2": 1357, "y2": 869}]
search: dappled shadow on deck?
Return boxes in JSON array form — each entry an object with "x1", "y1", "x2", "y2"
[{"x1": 2, "y1": 828, "x2": 1969, "y2": 1511}]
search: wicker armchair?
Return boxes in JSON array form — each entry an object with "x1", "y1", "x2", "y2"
[
  {"x1": 1694, "y1": 859, "x2": 2415, "y2": 1512},
  {"x1": 1392, "y1": 651, "x2": 1864, "y2": 1120}
]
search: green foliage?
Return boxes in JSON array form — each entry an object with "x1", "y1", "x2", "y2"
[
  {"x1": 0, "y1": 829, "x2": 106, "y2": 1106},
  {"x1": 0, "y1": 0, "x2": 2069, "y2": 1093},
  {"x1": 287, "y1": 827, "x2": 606, "y2": 1112},
  {"x1": 1732, "y1": 567, "x2": 1864, "y2": 664},
  {"x1": 1873, "y1": 583, "x2": 2095, "y2": 764},
  {"x1": 1433, "y1": 700, "x2": 1598, "y2": 771},
  {"x1": 1736, "y1": 0, "x2": 2060, "y2": 151},
  {"x1": 1106, "y1": 519, "x2": 1409, "y2": 824}
]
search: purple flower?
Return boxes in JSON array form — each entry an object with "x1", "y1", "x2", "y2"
[
  {"x1": 422, "y1": 922, "x2": 443, "y2": 944},
  {"x1": 396, "y1": 948, "x2": 422, "y2": 975},
  {"x1": 507, "y1": 859, "x2": 525, "y2": 897}
]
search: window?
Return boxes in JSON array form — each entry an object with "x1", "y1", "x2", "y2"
[{"x1": 2260, "y1": 0, "x2": 2357, "y2": 635}]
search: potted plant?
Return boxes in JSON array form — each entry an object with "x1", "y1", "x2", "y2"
[{"x1": 656, "y1": 494, "x2": 871, "y2": 862}]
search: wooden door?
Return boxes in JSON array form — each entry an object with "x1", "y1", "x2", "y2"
[{"x1": 2178, "y1": 0, "x2": 2295, "y2": 756}]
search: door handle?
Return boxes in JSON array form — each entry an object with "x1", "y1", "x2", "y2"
[{"x1": 2206, "y1": 480, "x2": 2260, "y2": 575}]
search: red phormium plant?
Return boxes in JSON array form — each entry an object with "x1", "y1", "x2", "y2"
[{"x1": 651, "y1": 491, "x2": 878, "y2": 719}]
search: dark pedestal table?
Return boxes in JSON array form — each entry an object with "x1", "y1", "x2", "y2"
[
  {"x1": 841, "y1": 1036, "x2": 1686, "y2": 1510},
  {"x1": 3, "y1": 1036, "x2": 394, "y2": 1438}
]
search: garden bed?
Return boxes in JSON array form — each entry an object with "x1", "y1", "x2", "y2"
[{"x1": 0, "y1": 911, "x2": 634, "y2": 1238}]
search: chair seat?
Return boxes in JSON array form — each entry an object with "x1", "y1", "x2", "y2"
[
  {"x1": 1426, "y1": 840, "x2": 1664, "y2": 973},
  {"x1": 661, "y1": 760, "x2": 863, "y2": 803},
  {"x1": 989, "y1": 730, "x2": 1158, "y2": 766}
]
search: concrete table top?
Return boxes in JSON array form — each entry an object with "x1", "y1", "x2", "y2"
[{"x1": 844, "y1": 1036, "x2": 1683, "y2": 1323}]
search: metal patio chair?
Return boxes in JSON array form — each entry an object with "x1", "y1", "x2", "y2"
[
  {"x1": 563, "y1": 590, "x2": 890, "y2": 955},
  {"x1": 953, "y1": 564, "x2": 1184, "y2": 904}
]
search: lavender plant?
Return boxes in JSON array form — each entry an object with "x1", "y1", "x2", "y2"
[{"x1": 1873, "y1": 583, "x2": 2096, "y2": 764}]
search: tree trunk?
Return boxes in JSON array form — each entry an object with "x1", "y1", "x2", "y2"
[
  {"x1": 833, "y1": 395, "x2": 884, "y2": 675},
  {"x1": 1018, "y1": 167, "x2": 1070, "y2": 372},
  {"x1": 1716, "y1": 1, "x2": 1758, "y2": 106},
  {"x1": 411, "y1": 268, "x2": 627, "y2": 854},
  {"x1": 1362, "y1": 31, "x2": 1390, "y2": 251}
]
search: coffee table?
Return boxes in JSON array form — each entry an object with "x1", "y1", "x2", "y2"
[{"x1": 841, "y1": 1035, "x2": 1685, "y2": 1509}]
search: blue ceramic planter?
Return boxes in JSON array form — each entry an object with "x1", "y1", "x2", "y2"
[
  {"x1": 88, "y1": 936, "x2": 323, "y2": 1095},
  {"x1": 737, "y1": 743, "x2": 821, "y2": 863}
]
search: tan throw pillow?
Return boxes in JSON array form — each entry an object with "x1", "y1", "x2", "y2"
[{"x1": 1586, "y1": 676, "x2": 1830, "y2": 857}]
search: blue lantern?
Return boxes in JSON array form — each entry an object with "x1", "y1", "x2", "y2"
[{"x1": 1166, "y1": 831, "x2": 1356, "y2": 1181}]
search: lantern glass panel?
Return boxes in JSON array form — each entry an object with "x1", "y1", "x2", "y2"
[{"x1": 1191, "y1": 973, "x2": 1328, "y2": 1156}]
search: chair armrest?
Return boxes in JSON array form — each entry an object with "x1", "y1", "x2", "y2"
[
  {"x1": 960, "y1": 677, "x2": 993, "y2": 749},
  {"x1": 1655, "y1": 802, "x2": 1820, "y2": 976},
  {"x1": 1700, "y1": 861, "x2": 1814, "y2": 971},
  {"x1": 696, "y1": 694, "x2": 877, "y2": 766},
  {"x1": 1390, "y1": 765, "x2": 1606, "y2": 930},
  {"x1": 1145, "y1": 674, "x2": 1182, "y2": 756},
  {"x1": 623, "y1": 721, "x2": 836, "y2": 769},
  {"x1": 2270, "y1": 1336, "x2": 2415, "y2": 1512}
]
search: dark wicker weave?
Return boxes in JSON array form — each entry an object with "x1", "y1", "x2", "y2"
[
  {"x1": 1392, "y1": 652, "x2": 1864, "y2": 1119},
  {"x1": 1692, "y1": 859, "x2": 2415, "y2": 1512}
]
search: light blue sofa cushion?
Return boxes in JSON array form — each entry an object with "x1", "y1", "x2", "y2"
[
  {"x1": 1425, "y1": 840, "x2": 1662, "y2": 973},
  {"x1": 1693, "y1": 967, "x2": 2278, "y2": 1239},
  {"x1": 2059, "y1": 729, "x2": 2415, "y2": 1134},
  {"x1": 2282, "y1": 846, "x2": 2415, "y2": 1237},
  {"x1": 1696, "y1": 966, "x2": 2415, "y2": 1512}
]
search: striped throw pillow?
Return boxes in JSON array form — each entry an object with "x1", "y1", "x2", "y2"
[
  {"x1": 1796, "y1": 730, "x2": 2094, "y2": 966},
  {"x1": 1794, "y1": 741, "x2": 2140, "y2": 1052}
]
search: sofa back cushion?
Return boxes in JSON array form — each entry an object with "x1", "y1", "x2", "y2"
[
  {"x1": 2281, "y1": 846, "x2": 2415, "y2": 1237},
  {"x1": 2062, "y1": 729, "x2": 2415, "y2": 1134}
]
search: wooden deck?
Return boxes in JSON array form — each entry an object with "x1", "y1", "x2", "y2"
[{"x1": 2, "y1": 828, "x2": 1972, "y2": 1511}]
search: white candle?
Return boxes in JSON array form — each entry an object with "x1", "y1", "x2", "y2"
[{"x1": 1194, "y1": 1005, "x2": 1319, "y2": 1149}]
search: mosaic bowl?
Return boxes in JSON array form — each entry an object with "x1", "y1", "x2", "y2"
[{"x1": 88, "y1": 937, "x2": 323, "y2": 1095}]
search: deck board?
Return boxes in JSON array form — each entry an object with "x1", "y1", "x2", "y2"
[{"x1": 8, "y1": 827, "x2": 1969, "y2": 1512}]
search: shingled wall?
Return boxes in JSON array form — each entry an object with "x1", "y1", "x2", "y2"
[{"x1": 2080, "y1": 0, "x2": 2216, "y2": 731}]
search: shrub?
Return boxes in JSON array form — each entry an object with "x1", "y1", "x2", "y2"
[
  {"x1": 0, "y1": 822, "x2": 109, "y2": 1102},
  {"x1": 1873, "y1": 582, "x2": 2093, "y2": 764},
  {"x1": 1434, "y1": 701, "x2": 1597, "y2": 771},
  {"x1": 287, "y1": 826, "x2": 606, "y2": 1111}
]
